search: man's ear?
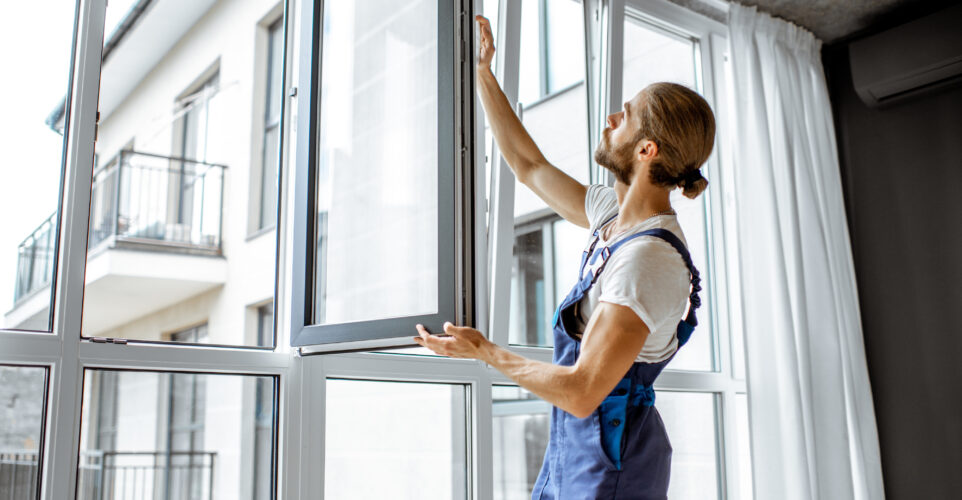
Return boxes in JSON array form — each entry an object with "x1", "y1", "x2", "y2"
[{"x1": 637, "y1": 139, "x2": 658, "y2": 162}]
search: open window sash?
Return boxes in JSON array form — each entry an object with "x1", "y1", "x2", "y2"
[{"x1": 291, "y1": 0, "x2": 476, "y2": 352}]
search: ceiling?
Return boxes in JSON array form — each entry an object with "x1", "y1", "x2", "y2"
[
  {"x1": 740, "y1": 0, "x2": 954, "y2": 43},
  {"x1": 676, "y1": 0, "x2": 957, "y2": 43}
]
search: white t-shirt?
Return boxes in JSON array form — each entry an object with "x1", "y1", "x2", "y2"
[{"x1": 571, "y1": 184, "x2": 692, "y2": 363}]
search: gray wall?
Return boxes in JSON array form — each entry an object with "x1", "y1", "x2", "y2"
[{"x1": 822, "y1": 15, "x2": 962, "y2": 499}]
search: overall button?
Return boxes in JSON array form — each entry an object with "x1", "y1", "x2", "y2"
[{"x1": 610, "y1": 419, "x2": 621, "y2": 426}]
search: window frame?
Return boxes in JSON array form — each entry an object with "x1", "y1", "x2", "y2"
[
  {"x1": 289, "y1": 0, "x2": 477, "y2": 351},
  {"x1": 0, "y1": 1, "x2": 296, "y2": 498},
  {"x1": 0, "y1": 1, "x2": 752, "y2": 500},
  {"x1": 487, "y1": 0, "x2": 752, "y2": 498}
]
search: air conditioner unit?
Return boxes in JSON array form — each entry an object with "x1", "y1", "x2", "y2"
[{"x1": 849, "y1": 4, "x2": 962, "y2": 107}]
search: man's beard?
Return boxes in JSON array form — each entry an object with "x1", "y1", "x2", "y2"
[{"x1": 593, "y1": 132, "x2": 636, "y2": 185}]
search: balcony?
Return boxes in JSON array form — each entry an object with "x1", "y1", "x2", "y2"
[
  {"x1": 4, "y1": 151, "x2": 229, "y2": 333},
  {"x1": 87, "y1": 150, "x2": 225, "y2": 255},
  {"x1": 75, "y1": 450, "x2": 217, "y2": 500}
]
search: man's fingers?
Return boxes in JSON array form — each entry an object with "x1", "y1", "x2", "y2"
[
  {"x1": 416, "y1": 324, "x2": 454, "y2": 354},
  {"x1": 443, "y1": 321, "x2": 474, "y2": 337},
  {"x1": 475, "y1": 15, "x2": 493, "y2": 40}
]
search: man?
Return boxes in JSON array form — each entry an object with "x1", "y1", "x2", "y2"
[{"x1": 414, "y1": 15, "x2": 715, "y2": 499}]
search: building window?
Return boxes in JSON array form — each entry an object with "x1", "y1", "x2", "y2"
[
  {"x1": 291, "y1": 0, "x2": 468, "y2": 349},
  {"x1": 174, "y1": 73, "x2": 219, "y2": 231},
  {"x1": 258, "y1": 20, "x2": 284, "y2": 231},
  {"x1": 509, "y1": 213, "x2": 585, "y2": 347}
]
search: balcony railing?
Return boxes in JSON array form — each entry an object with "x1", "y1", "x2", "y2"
[
  {"x1": 77, "y1": 450, "x2": 217, "y2": 500},
  {"x1": 88, "y1": 150, "x2": 225, "y2": 253},
  {"x1": 11, "y1": 151, "x2": 226, "y2": 308},
  {"x1": 13, "y1": 213, "x2": 56, "y2": 304},
  {"x1": 0, "y1": 450, "x2": 40, "y2": 499}
]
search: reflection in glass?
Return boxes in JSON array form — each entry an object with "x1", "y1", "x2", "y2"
[
  {"x1": 73, "y1": 0, "x2": 280, "y2": 345},
  {"x1": 78, "y1": 370, "x2": 277, "y2": 500},
  {"x1": 313, "y1": 0, "x2": 439, "y2": 325},
  {"x1": 509, "y1": 225, "x2": 548, "y2": 346},
  {"x1": 0, "y1": 365, "x2": 48, "y2": 499},
  {"x1": 622, "y1": 15, "x2": 714, "y2": 371},
  {"x1": 492, "y1": 386, "x2": 549, "y2": 500},
  {"x1": 658, "y1": 392, "x2": 720, "y2": 500},
  {"x1": 325, "y1": 379, "x2": 468, "y2": 500},
  {"x1": 1, "y1": 1, "x2": 76, "y2": 332},
  {"x1": 509, "y1": 0, "x2": 590, "y2": 348},
  {"x1": 508, "y1": 217, "x2": 589, "y2": 347}
]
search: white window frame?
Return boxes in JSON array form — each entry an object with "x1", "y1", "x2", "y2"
[
  {"x1": 0, "y1": 1, "x2": 750, "y2": 500},
  {"x1": 487, "y1": 0, "x2": 751, "y2": 499},
  {"x1": 0, "y1": 1, "x2": 296, "y2": 498},
  {"x1": 288, "y1": 0, "x2": 476, "y2": 351}
]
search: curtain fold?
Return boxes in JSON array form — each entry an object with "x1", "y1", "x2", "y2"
[{"x1": 726, "y1": 4, "x2": 885, "y2": 499}]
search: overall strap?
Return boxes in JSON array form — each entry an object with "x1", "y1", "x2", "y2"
[
  {"x1": 591, "y1": 228, "x2": 702, "y2": 347},
  {"x1": 577, "y1": 213, "x2": 619, "y2": 281}
]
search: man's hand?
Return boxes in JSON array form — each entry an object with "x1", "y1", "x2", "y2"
[
  {"x1": 476, "y1": 15, "x2": 495, "y2": 71},
  {"x1": 413, "y1": 322, "x2": 493, "y2": 360}
]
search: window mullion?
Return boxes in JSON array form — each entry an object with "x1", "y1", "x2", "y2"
[
  {"x1": 474, "y1": 368, "x2": 494, "y2": 500},
  {"x1": 720, "y1": 389, "x2": 743, "y2": 500},
  {"x1": 45, "y1": 0, "x2": 106, "y2": 497}
]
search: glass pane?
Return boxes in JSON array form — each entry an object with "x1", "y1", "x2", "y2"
[
  {"x1": 622, "y1": 16, "x2": 714, "y2": 371},
  {"x1": 509, "y1": 225, "x2": 548, "y2": 346},
  {"x1": 544, "y1": 0, "x2": 585, "y2": 94},
  {"x1": 507, "y1": 218, "x2": 588, "y2": 347},
  {"x1": 736, "y1": 393, "x2": 754, "y2": 499},
  {"x1": 325, "y1": 379, "x2": 468, "y2": 500},
  {"x1": 490, "y1": 387, "x2": 719, "y2": 499},
  {"x1": 0, "y1": 2, "x2": 76, "y2": 332},
  {"x1": 80, "y1": 1, "x2": 283, "y2": 346},
  {"x1": 313, "y1": 0, "x2": 438, "y2": 325},
  {"x1": 492, "y1": 386, "x2": 549, "y2": 500},
  {"x1": 78, "y1": 370, "x2": 277, "y2": 500},
  {"x1": 509, "y1": 0, "x2": 590, "y2": 348},
  {"x1": 658, "y1": 392, "x2": 720, "y2": 500},
  {"x1": 0, "y1": 365, "x2": 48, "y2": 498}
]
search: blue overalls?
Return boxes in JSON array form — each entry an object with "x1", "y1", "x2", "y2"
[{"x1": 531, "y1": 215, "x2": 702, "y2": 500}]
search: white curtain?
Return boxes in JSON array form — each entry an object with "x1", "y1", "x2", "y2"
[{"x1": 727, "y1": 5, "x2": 885, "y2": 500}]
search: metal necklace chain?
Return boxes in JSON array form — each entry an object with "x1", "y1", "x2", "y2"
[{"x1": 605, "y1": 208, "x2": 677, "y2": 240}]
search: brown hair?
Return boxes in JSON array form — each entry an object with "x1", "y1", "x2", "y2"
[{"x1": 635, "y1": 82, "x2": 716, "y2": 199}]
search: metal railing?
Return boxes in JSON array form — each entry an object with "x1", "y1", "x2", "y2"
[
  {"x1": 11, "y1": 151, "x2": 226, "y2": 308},
  {"x1": 0, "y1": 450, "x2": 40, "y2": 499},
  {"x1": 78, "y1": 450, "x2": 217, "y2": 500},
  {"x1": 12, "y1": 213, "x2": 57, "y2": 304},
  {"x1": 88, "y1": 150, "x2": 225, "y2": 253}
]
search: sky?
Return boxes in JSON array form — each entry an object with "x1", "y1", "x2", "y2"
[{"x1": 0, "y1": 0, "x2": 135, "y2": 318}]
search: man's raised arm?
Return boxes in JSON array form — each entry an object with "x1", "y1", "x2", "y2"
[{"x1": 475, "y1": 15, "x2": 589, "y2": 229}]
